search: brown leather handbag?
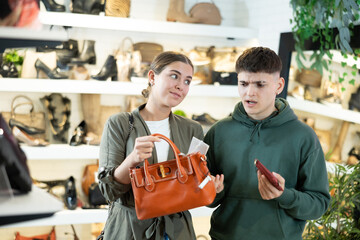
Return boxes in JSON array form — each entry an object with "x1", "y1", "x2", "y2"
[
  {"x1": 82, "y1": 161, "x2": 99, "y2": 196},
  {"x1": 129, "y1": 133, "x2": 216, "y2": 220},
  {"x1": 15, "y1": 226, "x2": 56, "y2": 240}
]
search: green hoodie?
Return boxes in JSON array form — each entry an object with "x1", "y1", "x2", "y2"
[{"x1": 204, "y1": 98, "x2": 330, "y2": 240}]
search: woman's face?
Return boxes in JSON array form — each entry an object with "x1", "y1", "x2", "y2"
[{"x1": 149, "y1": 61, "x2": 193, "y2": 109}]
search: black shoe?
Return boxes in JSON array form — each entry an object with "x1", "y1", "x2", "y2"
[
  {"x1": 9, "y1": 118, "x2": 45, "y2": 135},
  {"x1": 192, "y1": 113, "x2": 218, "y2": 125},
  {"x1": 40, "y1": 0, "x2": 66, "y2": 12},
  {"x1": 349, "y1": 87, "x2": 360, "y2": 111},
  {"x1": 35, "y1": 59, "x2": 68, "y2": 79},
  {"x1": 349, "y1": 147, "x2": 360, "y2": 160},
  {"x1": 37, "y1": 39, "x2": 79, "y2": 69},
  {"x1": 70, "y1": 120, "x2": 87, "y2": 146},
  {"x1": 91, "y1": 55, "x2": 118, "y2": 81},
  {"x1": 64, "y1": 176, "x2": 77, "y2": 210},
  {"x1": 72, "y1": 0, "x2": 103, "y2": 15},
  {"x1": 71, "y1": 40, "x2": 96, "y2": 65}
]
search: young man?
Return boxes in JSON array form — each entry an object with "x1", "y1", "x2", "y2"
[{"x1": 204, "y1": 47, "x2": 330, "y2": 240}]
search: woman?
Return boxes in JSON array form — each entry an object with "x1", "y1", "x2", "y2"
[{"x1": 98, "y1": 51, "x2": 222, "y2": 240}]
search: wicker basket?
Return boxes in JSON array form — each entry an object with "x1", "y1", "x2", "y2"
[{"x1": 105, "y1": 0, "x2": 131, "y2": 18}]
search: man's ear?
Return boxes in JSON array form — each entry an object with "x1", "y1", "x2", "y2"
[{"x1": 277, "y1": 77, "x2": 285, "y2": 95}]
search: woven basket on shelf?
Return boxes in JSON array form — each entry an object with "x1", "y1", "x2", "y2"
[{"x1": 105, "y1": 0, "x2": 131, "y2": 17}]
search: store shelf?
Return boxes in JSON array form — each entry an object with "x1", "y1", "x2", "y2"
[
  {"x1": 0, "y1": 78, "x2": 239, "y2": 97},
  {"x1": 0, "y1": 26, "x2": 68, "y2": 42},
  {"x1": 1, "y1": 208, "x2": 108, "y2": 228},
  {"x1": 38, "y1": 12, "x2": 258, "y2": 40},
  {"x1": 21, "y1": 144, "x2": 100, "y2": 160},
  {"x1": 2, "y1": 205, "x2": 214, "y2": 228},
  {"x1": 287, "y1": 96, "x2": 360, "y2": 124}
]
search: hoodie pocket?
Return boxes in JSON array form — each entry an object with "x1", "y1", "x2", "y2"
[{"x1": 211, "y1": 197, "x2": 286, "y2": 239}]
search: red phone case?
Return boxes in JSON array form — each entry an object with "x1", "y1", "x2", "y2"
[{"x1": 254, "y1": 159, "x2": 283, "y2": 191}]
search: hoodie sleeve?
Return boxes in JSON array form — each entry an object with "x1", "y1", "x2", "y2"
[
  {"x1": 275, "y1": 146, "x2": 331, "y2": 220},
  {"x1": 204, "y1": 125, "x2": 225, "y2": 208}
]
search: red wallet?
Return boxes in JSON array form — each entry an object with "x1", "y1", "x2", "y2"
[{"x1": 254, "y1": 159, "x2": 283, "y2": 191}]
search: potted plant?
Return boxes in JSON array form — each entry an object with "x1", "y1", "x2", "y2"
[
  {"x1": 303, "y1": 163, "x2": 360, "y2": 239},
  {"x1": 290, "y1": 0, "x2": 360, "y2": 88}
]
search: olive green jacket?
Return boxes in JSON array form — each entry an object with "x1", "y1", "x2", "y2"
[{"x1": 98, "y1": 104, "x2": 204, "y2": 240}]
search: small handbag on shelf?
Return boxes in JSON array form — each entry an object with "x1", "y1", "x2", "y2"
[
  {"x1": 129, "y1": 133, "x2": 216, "y2": 220},
  {"x1": 2, "y1": 95, "x2": 45, "y2": 139},
  {"x1": 189, "y1": 1, "x2": 222, "y2": 25},
  {"x1": 15, "y1": 226, "x2": 56, "y2": 240}
]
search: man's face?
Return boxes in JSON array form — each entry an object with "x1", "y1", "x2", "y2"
[{"x1": 237, "y1": 71, "x2": 284, "y2": 120}]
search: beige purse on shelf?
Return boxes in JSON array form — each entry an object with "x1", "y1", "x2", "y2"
[
  {"x1": 2, "y1": 95, "x2": 45, "y2": 139},
  {"x1": 189, "y1": 1, "x2": 222, "y2": 25}
]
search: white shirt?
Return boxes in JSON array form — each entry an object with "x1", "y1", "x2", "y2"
[{"x1": 145, "y1": 118, "x2": 170, "y2": 163}]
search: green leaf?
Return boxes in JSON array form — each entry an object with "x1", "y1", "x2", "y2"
[
  {"x1": 341, "y1": 62, "x2": 347, "y2": 67},
  {"x1": 352, "y1": 71, "x2": 357, "y2": 76},
  {"x1": 339, "y1": 77, "x2": 345, "y2": 83},
  {"x1": 349, "y1": 79, "x2": 355, "y2": 85}
]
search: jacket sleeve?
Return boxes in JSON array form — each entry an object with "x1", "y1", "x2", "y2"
[
  {"x1": 275, "y1": 146, "x2": 331, "y2": 220},
  {"x1": 98, "y1": 114, "x2": 131, "y2": 202}
]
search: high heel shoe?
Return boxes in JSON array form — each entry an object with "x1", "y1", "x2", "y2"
[
  {"x1": 12, "y1": 126, "x2": 49, "y2": 146},
  {"x1": 40, "y1": 0, "x2": 66, "y2": 12},
  {"x1": 91, "y1": 55, "x2": 118, "y2": 81},
  {"x1": 167, "y1": 0, "x2": 199, "y2": 23},
  {"x1": 9, "y1": 118, "x2": 45, "y2": 135},
  {"x1": 35, "y1": 59, "x2": 68, "y2": 79},
  {"x1": 70, "y1": 120, "x2": 87, "y2": 146},
  {"x1": 71, "y1": 40, "x2": 96, "y2": 65}
]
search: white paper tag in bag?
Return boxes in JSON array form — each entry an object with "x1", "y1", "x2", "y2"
[
  {"x1": 187, "y1": 136, "x2": 209, "y2": 155},
  {"x1": 198, "y1": 175, "x2": 212, "y2": 189}
]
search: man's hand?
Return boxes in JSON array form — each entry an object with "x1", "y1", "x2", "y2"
[
  {"x1": 211, "y1": 174, "x2": 224, "y2": 193},
  {"x1": 257, "y1": 171, "x2": 284, "y2": 200}
]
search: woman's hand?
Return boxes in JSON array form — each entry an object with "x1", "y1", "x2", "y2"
[
  {"x1": 257, "y1": 171, "x2": 285, "y2": 200},
  {"x1": 211, "y1": 174, "x2": 224, "y2": 193},
  {"x1": 129, "y1": 135, "x2": 160, "y2": 166}
]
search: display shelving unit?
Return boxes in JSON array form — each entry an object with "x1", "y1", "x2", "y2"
[{"x1": 0, "y1": 12, "x2": 256, "y2": 228}]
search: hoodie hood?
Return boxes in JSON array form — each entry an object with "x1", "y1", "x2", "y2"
[{"x1": 232, "y1": 98, "x2": 298, "y2": 142}]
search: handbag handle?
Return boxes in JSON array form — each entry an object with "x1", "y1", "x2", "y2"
[
  {"x1": 143, "y1": 133, "x2": 188, "y2": 191},
  {"x1": 10, "y1": 95, "x2": 35, "y2": 119}
]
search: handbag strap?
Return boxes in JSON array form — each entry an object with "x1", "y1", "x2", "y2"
[
  {"x1": 143, "y1": 133, "x2": 188, "y2": 191},
  {"x1": 10, "y1": 95, "x2": 35, "y2": 119}
]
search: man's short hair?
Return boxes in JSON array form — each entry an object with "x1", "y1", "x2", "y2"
[{"x1": 235, "y1": 47, "x2": 282, "y2": 74}]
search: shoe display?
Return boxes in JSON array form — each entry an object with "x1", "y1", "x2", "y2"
[
  {"x1": 37, "y1": 39, "x2": 79, "y2": 70},
  {"x1": 72, "y1": 0, "x2": 103, "y2": 15},
  {"x1": 33, "y1": 176, "x2": 78, "y2": 210},
  {"x1": 167, "y1": 0, "x2": 199, "y2": 23},
  {"x1": 9, "y1": 118, "x2": 45, "y2": 135},
  {"x1": 70, "y1": 120, "x2": 87, "y2": 146},
  {"x1": 349, "y1": 87, "x2": 360, "y2": 111},
  {"x1": 64, "y1": 176, "x2": 78, "y2": 210},
  {"x1": 0, "y1": 61, "x2": 18, "y2": 78},
  {"x1": 71, "y1": 40, "x2": 96, "y2": 65},
  {"x1": 91, "y1": 55, "x2": 118, "y2": 81},
  {"x1": 35, "y1": 59, "x2": 68, "y2": 79},
  {"x1": 192, "y1": 113, "x2": 218, "y2": 125},
  {"x1": 12, "y1": 126, "x2": 49, "y2": 147},
  {"x1": 40, "y1": 0, "x2": 66, "y2": 12}
]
